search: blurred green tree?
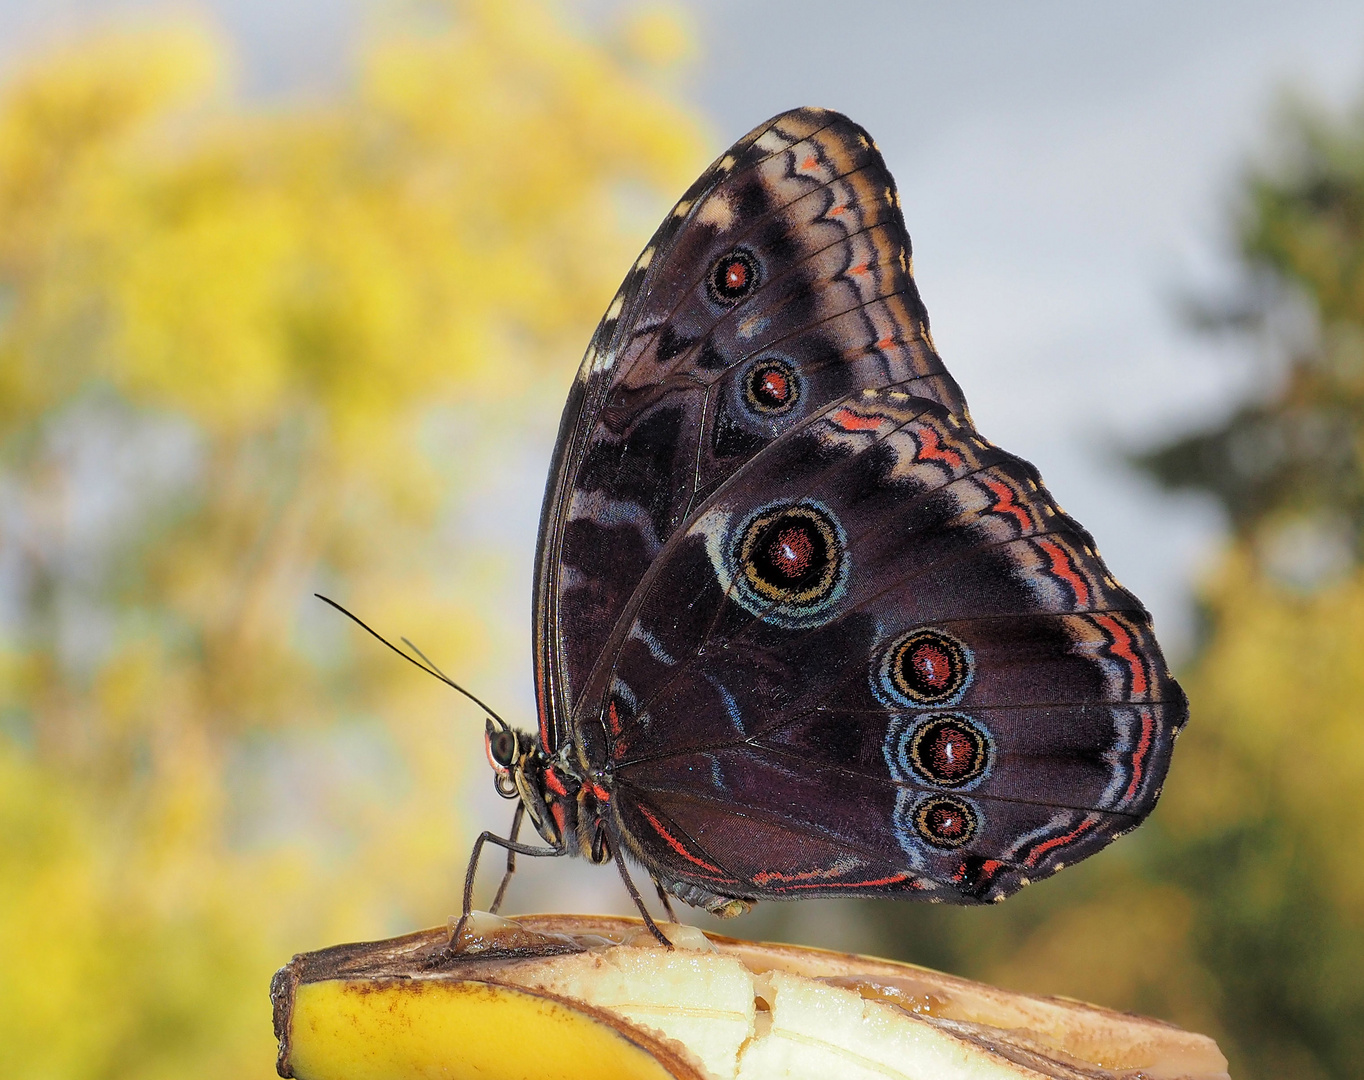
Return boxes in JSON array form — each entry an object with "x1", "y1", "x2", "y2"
[
  {"x1": 0, "y1": 4, "x2": 704, "y2": 1077},
  {"x1": 1141, "y1": 97, "x2": 1364, "y2": 569}
]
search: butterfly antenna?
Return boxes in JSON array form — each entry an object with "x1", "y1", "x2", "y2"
[
  {"x1": 401, "y1": 636, "x2": 452, "y2": 681},
  {"x1": 313, "y1": 593, "x2": 511, "y2": 729}
]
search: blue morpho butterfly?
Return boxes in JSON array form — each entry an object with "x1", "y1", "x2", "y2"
[{"x1": 330, "y1": 107, "x2": 1185, "y2": 946}]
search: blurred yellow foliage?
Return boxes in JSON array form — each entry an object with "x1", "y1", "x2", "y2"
[
  {"x1": 1170, "y1": 553, "x2": 1364, "y2": 906},
  {"x1": 0, "y1": 3, "x2": 704, "y2": 1076}
]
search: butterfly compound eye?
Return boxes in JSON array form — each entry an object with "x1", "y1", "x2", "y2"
[
  {"x1": 708, "y1": 249, "x2": 760, "y2": 304},
  {"x1": 485, "y1": 724, "x2": 517, "y2": 771},
  {"x1": 744, "y1": 359, "x2": 800, "y2": 414},
  {"x1": 912, "y1": 795, "x2": 979, "y2": 849}
]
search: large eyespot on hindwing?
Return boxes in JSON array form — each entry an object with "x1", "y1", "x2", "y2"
[
  {"x1": 739, "y1": 503, "x2": 840, "y2": 601},
  {"x1": 743, "y1": 358, "x2": 801, "y2": 414},
  {"x1": 911, "y1": 794, "x2": 979, "y2": 849},
  {"x1": 713, "y1": 500, "x2": 848, "y2": 628},
  {"x1": 875, "y1": 628, "x2": 973, "y2": 707},
  {"x1": 707, "y1": 248, "x2": 760, "y2": 305}
]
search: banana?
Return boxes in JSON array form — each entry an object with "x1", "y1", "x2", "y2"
[{"x1": 271, "y1": 913, "x2": 1228, "y2": 1080}]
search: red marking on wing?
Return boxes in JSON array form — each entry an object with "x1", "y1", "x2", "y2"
[
  {"x1": 752, "y1": 864, "x2": 848, "y2": 886},
  {"x1": 954, "y1": 858, "x2": 1004, "y2": 883},
  {"x1": 761, "y1": 871, "x2": 913, "y2": 891},
  {"x1": 589, "y1": 782, "x2": 611, "y2": 804},
  {"x1": 550, "y1": 801, "x2": 567, "y2": 836},
  {"x1": 913, "y1": 424, "x2": 964, "y2": 468},
  {"x1": 829, "y1": 205, "x2": 847, "y2": 216},
  {"x1": 848, "y1": 262, "x2": 869, "y2": 276},
  {"x1": 831, "y1": 407, "x2": 884, "y2": 432},
  {"x1": 875, "y1": 336, "x2": 896, "y2": 350},
  {"x1": 544, "y1": 767, "x2": 568, "y2": 798},
  {"x1": 1122, "y1": 708, "x2": 1156, "y2": 805},
  {"x1": 606, "y1": 700, "x2": 622, "y2": 736},
  {"x1": 637, "y1": 805, "x2": 725, "y2": 875},
  {"x1": 801, "y1": 155, "x2": 818, "y2": 171},
  {"x1": 1036, "y1": 538, "x2": 1090, "y2": 606},
  {"x1": 983, "y1": 477, "x2": 1032, "y2": 531},
  {"x1": 1093, "y1": 613, "x2": 1149, "y2": 696},
  {"x1": 1024, "y1": 816, "x2": 1097, "y2": 868}
]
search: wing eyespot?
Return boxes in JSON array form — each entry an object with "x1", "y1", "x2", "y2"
[
  {"x1": 738, "y1": 504, "x2": 842, "y2": 604},
  {"x1": 912, "y1": 795, "x2": 979, "y2": 849},
  {"x1": 708, "y1": 249, "x2": 761, "y2": 304},
  {"x1": 877, "y1": 628, "x2": 973, "y2": 707},
  {"x1": 743, "y1": 358, "x2": 801, "y2": 414},
  {"x1": 704, "y1": 499, "x2": 849, "y2": 629},
  {"x1": 905, "y1": 714, "x2": 991, "y2": 788}
]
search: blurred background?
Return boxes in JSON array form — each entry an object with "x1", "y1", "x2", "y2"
[{"x1": 2, "y1": 1, "x2": 1363, "y2": 1076}]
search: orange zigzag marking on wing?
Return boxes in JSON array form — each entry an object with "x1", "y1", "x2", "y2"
[
  {"x1": 1093, "y1": 613, "x2": 1149, "y2": 695},
  {"x1": 914, "y1": 424, "x2": 963, "y2": 467},
  {"x1": 1024, "y1": 815, "x2": 1098, "y2": 868},
  {"x1": 1036, "y1": 538, "x2": 1090, "y2": 606},
  {"x1": 831, "y1": 407, "x2": 884, "y2": 432},
  {"x1": 1122, "y1": 708, "x2": 1156, "y2": 805},
  {"x1": 983, "y1": 476, "x2": 1032, "y2": 531}
]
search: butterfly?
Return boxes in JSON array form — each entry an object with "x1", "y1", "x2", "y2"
[{"x1": 465, "y1": 107, "x2": 1186, "y2": 943}]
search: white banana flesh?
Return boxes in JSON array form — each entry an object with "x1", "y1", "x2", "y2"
[{"x1": 271, "y1": 913, "x2": 1229, "y2": 1080}]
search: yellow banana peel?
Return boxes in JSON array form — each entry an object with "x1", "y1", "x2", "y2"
[{"x1": 271, "y1": 913, "x2": 1228, "y2": 1080}]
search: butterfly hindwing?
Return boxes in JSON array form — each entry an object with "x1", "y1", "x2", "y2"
[
  {"x1": 581, "y1": 388, "x2": 1185, "y2": 904},
  {"x1": 534, "y1": 108, "x2": 964, "y2": 750}
]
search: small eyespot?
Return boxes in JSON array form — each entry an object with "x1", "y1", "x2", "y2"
[
  {"x1": 879, "y1": 628, "x2": 973, "y2": 707},
  {"x1": 738, "y1": 504, "x2": 842, "y2": 605},
  {"x1": 913, "y1": 795, "x2": 979, "y2": 849},
  {"x1": 744, "y1": 359, "x2": 800, "y2": 414},
  {"x1": 708, "y1": 249, "x2": 760, "y2": 304},
  {"x1": 907, "y1": 715, "x2": 990, "y2": 788}
]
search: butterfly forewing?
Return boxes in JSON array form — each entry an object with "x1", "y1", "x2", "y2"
[
  {"x1": 534, "y1": 108, "x2": 965, "y2": 749},
  {"x1": 579, "y1": 387, "x2": 1184, "y2": 903}
]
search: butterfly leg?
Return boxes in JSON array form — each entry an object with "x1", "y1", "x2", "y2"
[
  {"x1": 461, "y1": 829, "x2": 561, "y2": 921},
  {"x1": 652, "y1": 877, "x2": 679, "y2": 924},
  {"x1": 446, "y1": 828, "x2": 564, "y2": 955},
  {"x1": 611, "y1": 842, "x2": 673, "y2": 949},
  {"x1": 488, "y1": 802, "x2": 525, "y2": 915}
]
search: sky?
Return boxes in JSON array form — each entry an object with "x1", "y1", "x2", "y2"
[
  {"x1": 5, "y1": 0, "x2": 1364, "y2": 920},
  {"x1": 5, "y1": 0, "x2": 1362, "y2": 650}
]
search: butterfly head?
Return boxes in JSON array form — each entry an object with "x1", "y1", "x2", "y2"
[{"x1": 483, "y1": 716, "x2": 574, "y2": 849}]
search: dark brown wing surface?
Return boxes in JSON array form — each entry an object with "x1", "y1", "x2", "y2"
[{"x1": 534, "y1": 108, "x2": 1186, "y2": 907}]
